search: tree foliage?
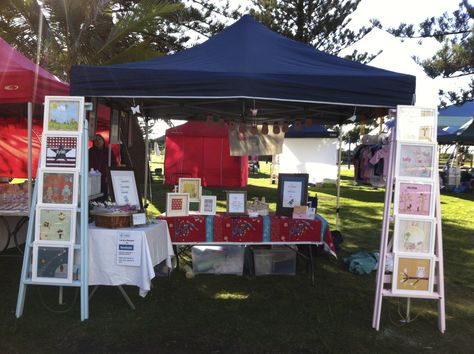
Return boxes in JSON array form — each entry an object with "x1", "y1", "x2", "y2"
[
  {"x1": 388, "y1": 0, "x2": 473, "y2": 105},
  {"x1": 0, "y1": 0, "x2": 184, "y2": 80}
]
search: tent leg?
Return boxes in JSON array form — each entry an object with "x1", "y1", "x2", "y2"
[{"x1": 336, "y1": 129, "x2": 343, "y2": 230}]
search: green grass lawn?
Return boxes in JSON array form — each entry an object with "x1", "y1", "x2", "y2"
[{"x1": 1, "y1": 163, "x2": 473, "y2": 353}]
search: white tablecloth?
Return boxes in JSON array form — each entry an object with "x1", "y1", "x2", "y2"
[{"x1": 88, "y1": 220, "x2": 174, "y2": 297}]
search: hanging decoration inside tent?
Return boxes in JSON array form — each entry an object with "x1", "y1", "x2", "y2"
[
  {"x1": 261, "y1": 122, "x2": 269, "y2": 135},
  {"x1": 273, "y1": 122, "x2": 280, "y2": 134}
]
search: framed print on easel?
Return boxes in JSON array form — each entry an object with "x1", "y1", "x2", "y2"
[
  {"x1": 32, "y1": 244, "x2": 74, "y2": 284},
  {"x1": 394, "y1": 181, "x2": 434, "y2": 217},
  {"x1": 37, "y1": 169, "x2": 78, "y2": 206},
  {"x1": 35, "y1": 206, "x2": 77, "y2": 244},
  {"x1": 43, "y1": 96, "x2": 84, "y2": 133},
  {"x1": 392, "y1": 254, "x2": 435, "y2": 295},
  {"x1": 41, "y1": 133, "x2": 82, "y2": 169},
  {"x1": 395, "y1": 143, "x2": 436, "y2": 180},
  {"x1": 396, "y1": 106, "x2": 437, "y2": 143},
  {"x1": 393, "y1": 216, "x2": 435, "y2": 254}
]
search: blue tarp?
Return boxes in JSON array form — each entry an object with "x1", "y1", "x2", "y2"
[{"x1": 70, "y1": 15, "x2": 415, "y2": 124}]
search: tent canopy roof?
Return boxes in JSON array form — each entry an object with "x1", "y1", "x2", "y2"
[
  {"x1": 0, "y1": 37, "x2": 68, "y2": 108},
  {"x1": 71, "y1": 15, "x2": 416, "y2": 125},
  {"x1": 438, "y1": 118, "x2": 474, "y2": 145},
  {"x1": 285, "y1": 124, "x2": 338, "y2": 138}
]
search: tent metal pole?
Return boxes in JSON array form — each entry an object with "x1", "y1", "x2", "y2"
[
  {"x1": 27, "y1": 102, "x2": 33, "y2": 211},
  {"x1": 336, "y1": 128, "x2": 342, "y2": 230},
  {"x1": 144, "y1": 117, "x2": 149, "y2": 207}
]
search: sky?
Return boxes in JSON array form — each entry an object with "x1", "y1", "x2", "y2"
[{"x1": 151, "y1": 0, "x2": 470, "y2": 138}]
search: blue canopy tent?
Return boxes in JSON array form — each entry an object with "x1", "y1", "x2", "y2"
[
  {"x1": 70, "y1": 15, "x2": 416, "y2": 230},
  {"x1": 71, "y1": 15, "x2": 415, "y2": 125},
  {"x1": 438, "y1": 101, "x2": 474, "y2": 145}
]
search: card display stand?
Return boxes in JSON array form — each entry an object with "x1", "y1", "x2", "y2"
[
  {"x1": 16, "y1": 96, "x2": 90, "y2": 321},
  {"x1": 372, "y1": 106, "x2": 445, "y2": 333}
]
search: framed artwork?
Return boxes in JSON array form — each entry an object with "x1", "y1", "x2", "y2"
[
  {"x1": 166, "y1": 193, "x2": 189, "y2": 217},
  {"x1": 226, "y1": 190, "x2": 247, "y2": 216},
  {"x1": 396, "y1": 106, "x2": 437, "y2": 143},
  {"x1": 393, "y1": 217, "x2": 435, "y2": 254},
  {"x1": 392, "y1": 255, "x2": 435, "y2": 295},
  {"x1": 38, "y1": 170, "x2": 78, "y2": 206},
  {"x1": 41, "y1": 133, "x2": 81, "y2": 169},
  {"x1": 394, "y1": 181, "x2": 434, "y2": 217},
  {"x1": 276, "y1": 173, "x2": 309, "y2": 216},
  {"x1": 178, "y1": 178, "x2": 201, "y2": 202},
  {"x1": 44, "y1": 96, "x2": 84, "y2": 133},
  {"x1": 35, "y1": 206, "x2": 76, "y2": 244},
  {"x1": 395, "y1": 143, "x2": 436, "y2": 180},
  {"x1": 110, "y1": 168, "x2": 142, "y2": 209},
  {"x1": 200, "y1": 195, "x2": 217, "y2": 215},
  {"x1": 32, "y1": 244, "x2": 74, "y2": 284}
]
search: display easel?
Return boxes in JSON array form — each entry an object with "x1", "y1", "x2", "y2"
[
  {"x1": 16, "y1": 96, "x2": 90, "y2": 321},
  {"x1": 372, "y1": 106, "x2": 445, "y2": 333}
]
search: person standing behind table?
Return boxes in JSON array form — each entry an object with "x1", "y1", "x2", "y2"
[{"x1": 88, "y1": 134, "x2": 117, "y2": 201}]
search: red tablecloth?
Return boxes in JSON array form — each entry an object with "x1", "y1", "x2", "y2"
[{"x1": 159, "y1": 214, "x2": 336, "y2": 255}]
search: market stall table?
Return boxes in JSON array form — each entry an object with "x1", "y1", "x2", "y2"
[
  {"x1": 88, "y1": 220, "x2": 174, "y2": 303},
  {"x1": 0, "y1": 202, "x2": 29, "y2": 254},
  {"x1": 159, "y1": 213, "x2": 336, "y2": 284}
]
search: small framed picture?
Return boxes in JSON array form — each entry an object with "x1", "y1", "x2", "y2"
[
  {"x1": 395, "y1": 143, "x2": 436, "y2": 180},
  {"x1": 392, "y1": 254, "x2": 435, "y2": 295},
  {"x1": 166, "y1": 193, "x2": 189, "y2": 217},
  {"x1": 276, "y1": 173, "x2": 309, "y2": 216},
  {"x1": 44, "y1": 96, "x2": 84, "y2": 133},
  {"x1": 396, "y1": 106, "x2": 437, "y2": 143},
  {"x1": 32, "y1": 244, "x2": 74, "y2": 284},
  {"x1": 226, "y1": 190, "x2": 247, "y2": 216},
  {"x1": 393, "y1": 216, "x2": 435, "y2": 254},
  {"x1": 178, "y1": 178, "x2": 201, "y2": 202},
  {"x1": 35, "y1": 206, "x2": 76, "y2": 244},
  {"x1": 38, "y1": 169, "x2": 78, "y2": 206},
  {"x1": 110, "y1": 168, "x2": 142, "y2": 209},
  {"x1": 200, "y1": 195, "x2": 217, "y2": 215},
  {"x1": 41, "y1": 133, "x2": 82, "y2": 169},
  {"x1": 394, "y1": 181, "x2": 434, "y2": 217}
]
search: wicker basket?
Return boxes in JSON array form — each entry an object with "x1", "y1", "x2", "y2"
[{"x1": 93, "y1": 212, "x2": 132, "y2": 229}]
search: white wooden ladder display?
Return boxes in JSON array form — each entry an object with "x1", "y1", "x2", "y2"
[
  {"x1": 16, "y1": 96, "x2": 90, "y2": 321},
  {"x1": 372, "y1": 106, "x2": 446, "y2": 333}
]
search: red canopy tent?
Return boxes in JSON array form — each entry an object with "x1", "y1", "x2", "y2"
[
  {"x1": 0, "y1": 38, "x2": 120, "y2": 178},
  {"x1": 165, "y1": 121, "x2": 248, "y2": 187},
  {"x1": 0, "y1": 37, "x2": 68, "y2": 178}
]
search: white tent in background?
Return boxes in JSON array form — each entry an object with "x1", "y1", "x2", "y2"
[{"x1": 279, "y1": 125, "x2": 339, "y2": 184}]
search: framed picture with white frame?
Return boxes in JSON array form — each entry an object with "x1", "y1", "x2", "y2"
[
  {"x1": 178, "y1": 178, "x2": 201, "y2": 202},
  {"x1": 392, "y1": 254, "x2": 435, "y2": 295},
  {"x1": 32, "y1": 244, "x2": 74, "y2": 284},
  {"x1": 43, "y1": 96, "x2": 84, "y2": 133},
  {"x1": 200, "y1": 195, "x2": 217, "y2": 215},
  {"x1": 395, "y1": 143, "x2": 436, "y2": 180},
  {"x1": 396, "y1": 106, "x2": 437, "y2": 143},
  {"x1": 37, "y1": 169, "x2": 78, "y2": 206},
  {"x1": 166, "y1": 193, "x2": 190, "y2": 217},
  {"x1": 41, "y1": 133, "x2": 82, "y2": 169},
  {"x1": 393, "y1": 216, "x2": 435, "y2": 254},
  {"x1": 35, "y1": 206, "x2": 76, "y2": 244},
  {"x1": 394, "y1": 180, "x2": 434, "y2": 217}
]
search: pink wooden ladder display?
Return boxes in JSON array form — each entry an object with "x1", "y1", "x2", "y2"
[{"x1": 372, "y1": 106, "x2": 446, "y2": 333}]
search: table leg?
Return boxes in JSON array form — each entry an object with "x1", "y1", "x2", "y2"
[
  {"x1": 89, "y1": 285, "x2": 136, "y2": 311},
  {"x1": 309, "y1": 245, "x2": 315, "y2": 287},
  {"x1": 0, "y1": 216, "x2": 12, "y2": 253}
]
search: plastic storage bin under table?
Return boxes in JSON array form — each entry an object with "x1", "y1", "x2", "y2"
[{"x1": 253, "y1": 247, "x2": 297, "y2": 275}]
